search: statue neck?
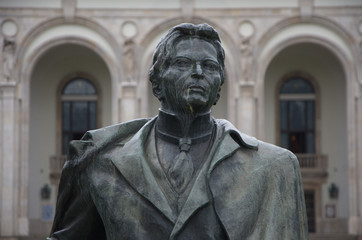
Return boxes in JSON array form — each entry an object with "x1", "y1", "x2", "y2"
[{"x1": 156, "y1": 108, "x2": 213, "y2": 142}]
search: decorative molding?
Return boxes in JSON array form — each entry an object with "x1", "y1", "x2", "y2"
[
  {"x1": 121, "y1": 21, "x2": 138, "y2": 39},
  {"x1": 2, "y1": 39, "x2": 16, "y2": 83},
  {"x1": 122, "y1": 40, "x2": 137, "y2": 82},
  {"x1": 181, "y1": 0, "x2": 195, "y2": 21},
  {"x1": 62, "y1": 0, "x2": 76, "y2": 22},
  {"x1": 238, "y1": 20, "x2": 255, "y2": 39},
  {"x1": 300, "y1": 0, "x2": 314, "y2": 21},
  {"x1": 1, "y1": 19, "x2": 19, "y2": 40}
]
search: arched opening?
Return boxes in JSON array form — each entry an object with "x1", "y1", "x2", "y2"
[
  {"x1": 264, "y1": 42, "x2": 347, "y2": 233},
  {"x1": 279, "y1": 75, "x2": 318, "y2": 232},
  {"x1": 28, "y1": 43, "x2": 111, "y2": 236}
]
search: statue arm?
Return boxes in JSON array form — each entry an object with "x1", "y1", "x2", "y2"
[
  {"x1": 47, "y1": 118, "x2": 151, "y2": 239},
  {"x1": 48, "y1": 140, "x2": 106, "y2": 240},
  {"x1": 249, "y1": 152, "x2": 309, "y2": 240},
  {"x1": 290, "y1": 153, "x2": 310, "y2": 239}
]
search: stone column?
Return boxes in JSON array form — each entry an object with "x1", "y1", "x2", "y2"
[
  {"x1": 346, "y1": 82, "x2": 362, "y2": 237},
  {"x1": 236, "y1": 82, "x2": 256, "y2": 136},
  {"x1": 356, "y1": 84, "x2": 362, "y2": 237},
  {"x1": 119, "y1": 82, "x2": 139, "y2": 122},
  {"x1": 0, "y1": 82, "x2": 27, "y2": 238}
]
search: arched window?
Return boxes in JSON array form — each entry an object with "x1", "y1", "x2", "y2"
[
  {"x1": 61, "y1": 78, "x2": 98, "y2": 154},
  {"x1": 279, "y1": 77, "x2": 315, "y2": 153}
]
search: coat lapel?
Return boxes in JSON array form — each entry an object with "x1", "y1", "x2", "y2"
[
  {"x1": 110, "y1": 118, "x2": 176, "y2": 223},
  {"x1": 208, "y1": 119, "x2": 258, "y2": 182},
  {"x1": 170, "y1": 120, "x2": 255, "y2": 238},
  {"x1": 110, "y1": 117, "x2": 259, "y2": 238},
  {"x1": 169, "y1": 160, "x2": 210, "y2": 239}
]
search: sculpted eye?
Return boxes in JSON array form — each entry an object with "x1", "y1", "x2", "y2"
[
  {"x1": 202, "y1": 61, "x2": 218, "y2": 71},
  {"x1": 173, "y1": 58, "x2": 192, "y2": 68}
]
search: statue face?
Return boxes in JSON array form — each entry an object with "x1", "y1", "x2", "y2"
[{"x1": 160, "y1": 37, "x2": 222, "y2": 114}]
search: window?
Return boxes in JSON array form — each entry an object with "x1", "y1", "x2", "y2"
[
  {"x1": 61, "y1": 78, "x2": 98, "y2": 154},
  {"x1": 304, "y1": 190, "x2": 316, "y2": 232},
  {"x1": 279, "y1": 77, "x2": 315, "y2": 153}
]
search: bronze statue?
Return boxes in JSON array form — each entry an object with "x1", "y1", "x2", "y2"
[{"x1": 48, "y1": 23, "x2": 308, "y2": 239}]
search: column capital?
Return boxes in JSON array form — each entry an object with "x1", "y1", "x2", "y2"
[
  {"x1": 239, "y1": 81, "x2": 255, "y2": 87},
  {"x1": 238, "y1": 82, "x2": 255, "y2": 99},
  {"x1": 0, "y1": 82, "x2": 17, "y2": 98},
  {"x1": 120, "y1": 82, "x2": 137, "y2": 98},
  {"x1": 0, "y1": 81, "x2": 16, "y2": 88}
]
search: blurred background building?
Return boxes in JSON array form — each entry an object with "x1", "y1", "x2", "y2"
[{"x1": 0, "y1": 0, "x2": 361, "y2": 239}]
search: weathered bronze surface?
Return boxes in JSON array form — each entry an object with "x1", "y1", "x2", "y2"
[{"x1": 48, "y1": 23, "x2": 309, "y2": 240}]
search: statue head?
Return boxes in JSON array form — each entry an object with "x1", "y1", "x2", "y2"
[{"x1": 149, "y1": 23, "x2": 225, "y2": 115}]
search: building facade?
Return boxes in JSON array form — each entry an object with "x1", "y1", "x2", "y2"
[{"x1": 0, "y1": 0, "x2": 361, "y2": 239}]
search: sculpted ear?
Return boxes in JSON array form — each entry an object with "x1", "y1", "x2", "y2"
[{"x1": 152, "y1": 82, "x2": 163, "y2": 101}]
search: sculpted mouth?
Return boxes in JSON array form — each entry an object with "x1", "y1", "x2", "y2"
[{"x1": 187, "y1": 85, "x2": 206, "y2": 93}]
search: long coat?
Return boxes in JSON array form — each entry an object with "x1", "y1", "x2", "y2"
[{"x1": 49, "y1": 117, "x2": 309, "y2": 240}]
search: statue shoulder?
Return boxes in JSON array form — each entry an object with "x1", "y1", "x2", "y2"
[
  {"x1": 254, "y1": 140, "x2": 300, "y2": 173},
  {"x1": 84, "y1": 118, "x2": 151, "y2": 145},
  {"x1": 257, "y1": 140, "x2": 297, "y2": 159},
  {"x1": 214, "y1": 118, "x2": 298, "y2": 167},
  {"x1": 64, "y1": 118, "x2": 151, "y2": 171}
]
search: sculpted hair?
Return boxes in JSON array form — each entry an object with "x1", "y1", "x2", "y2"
[{"x1": 149, "y1": 23, "x2": 225, "y2": 99}]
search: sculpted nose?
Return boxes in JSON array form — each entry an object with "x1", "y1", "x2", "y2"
[{"x1": 192, "y1": 62, "x2": 203, "y2": 78}]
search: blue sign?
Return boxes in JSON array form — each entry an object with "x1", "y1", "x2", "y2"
[{"x1": 42, "y1": 204, "x2": 54, "y2": 221}]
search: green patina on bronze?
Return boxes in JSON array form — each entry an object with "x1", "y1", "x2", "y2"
[{"x1": 49, "y1": 23, "x2": 309, "y2": 240}]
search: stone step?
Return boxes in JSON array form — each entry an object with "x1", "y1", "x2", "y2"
[
  {"x1": 310, "y1": 233, "x2": 358, "y2": 240},
  {"x1": 19, "y1": 233, "x2": 361, "y2": 240}
]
